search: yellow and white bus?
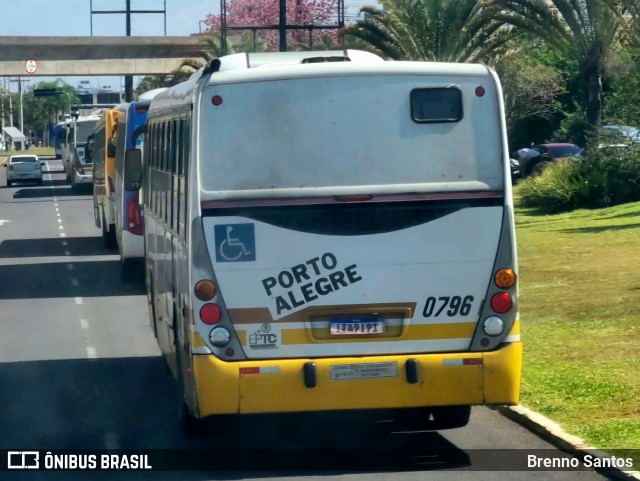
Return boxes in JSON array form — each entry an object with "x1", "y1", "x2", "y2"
[
  {"x1": 134, "y1": 50, "x2": 521, "y2": 433},
  {"x1": 92, "y1": 108, "x2": 120, "y2": 248}
]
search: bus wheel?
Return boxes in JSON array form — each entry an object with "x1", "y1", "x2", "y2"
[
  {"x1": 121, "y1": 259, "x2": 137, "y2": 282},
  {"x1": 146, "y1": 276, "x2": 158, "y2": 339},
  {"x1": 179, "y1": 399, "x2": 207, "y2": 437},
  {"x1": 429, "y1": 406, "x2": 471, "y2": 430},
  {"x1": 102, "y1": 215, "x2": 117, "y2": 249},
  {"x1": 174, "y1": 318, "x2": 208, "y2": 437}
]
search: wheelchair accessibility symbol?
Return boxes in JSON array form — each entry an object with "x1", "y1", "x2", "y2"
[{"x1": 214, "y1": 223, "x2": 256, "y2": 262}]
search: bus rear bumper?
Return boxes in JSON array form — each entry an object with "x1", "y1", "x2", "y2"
[{"x1": 191, "y1": 342, "x2": 522, "y2": 417}]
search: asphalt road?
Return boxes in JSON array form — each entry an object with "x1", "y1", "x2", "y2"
[{"x1": 0, "y1": 158, "x2": 611, "y2": 481}]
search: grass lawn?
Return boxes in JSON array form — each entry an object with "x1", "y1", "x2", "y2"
[
  {"x1": 0, "y1": 147, "x2": 55, "y2": 166},
  {"x1": 516, "y1": 200, "x2": 640, "y2": 463}
]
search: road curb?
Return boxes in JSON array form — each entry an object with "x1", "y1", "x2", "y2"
[{"x1": 496, "y1": 405, "x2": 640, "y2": 480}]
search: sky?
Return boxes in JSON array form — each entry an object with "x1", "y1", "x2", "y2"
[
  {"x1": 1, "y1": 0, "x2": 220, "y2": 92},
  {"x1": 2, "y1": 0, "x2": 369, "y2": 94}
]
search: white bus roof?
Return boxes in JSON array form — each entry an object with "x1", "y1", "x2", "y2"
[{"x1": 206, "y1": 54, "x2": 492, "y2": 86}]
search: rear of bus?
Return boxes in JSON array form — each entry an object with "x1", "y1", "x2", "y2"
[
  {"x1": 188, "y1": 59, "x2": 520, "y2": 426},
  {"x1": 114, "y1": 102, "x2": 148, "y2": 274},
  {"x1": 70, "y1": 117, "x2": 99, "y2": 188},
  {"x1": 92, "y1": 109, "x2": 119, "y2": 246},
  {"x1": 53, "y1": 122, "x2": 65, "y2": 159}
]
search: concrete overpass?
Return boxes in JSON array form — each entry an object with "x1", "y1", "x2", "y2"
[{"x1": 0, "y1": 36, "x2": 208, "y2": 76}]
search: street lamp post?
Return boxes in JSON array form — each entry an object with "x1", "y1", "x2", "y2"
[
  {"x1": 10, "y1": 77, "x2": 31, "y2": 150},
  {"x1": 60, "y1": 91, "x2": 72, "y2": 118}
]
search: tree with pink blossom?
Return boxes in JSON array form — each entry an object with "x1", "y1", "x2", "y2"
[{"x1": 204, "y1": 0, "x2": 342, "y2": 51}]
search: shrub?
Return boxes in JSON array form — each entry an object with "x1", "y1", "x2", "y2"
[{"x1": 518, "y1": 146, "x2": 640, "y2": 213}]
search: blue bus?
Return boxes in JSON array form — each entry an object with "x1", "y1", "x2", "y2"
[{"x1": 114, "y1": 101, "x2": 151, "y2": 279}]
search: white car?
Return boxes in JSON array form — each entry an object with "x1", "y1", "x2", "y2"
[{"x1": 5, "y1": 155, "x2": 43, "y2": 186}]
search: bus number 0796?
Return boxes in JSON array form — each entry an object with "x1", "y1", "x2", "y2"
[{"x1": 422, "y1": 295, "x2": 474, "y2": 318}]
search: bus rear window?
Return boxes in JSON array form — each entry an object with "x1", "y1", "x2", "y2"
[{"x1": 411, "y1": 88, "x2": 462, "y2": 123}]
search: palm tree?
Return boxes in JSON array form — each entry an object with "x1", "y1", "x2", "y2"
[
  {"x1": 172, "y1": 33, "x2": 267, "y2": 80},
  {"x1": 487, "y1": 0, "x2": 623, "y2": 129},
  {"x1": 172, "y1": 36, "x2": 231, "y2": 81},
  {"x1": 341, "y1": 0, "x2": 514, "y2": 62}
]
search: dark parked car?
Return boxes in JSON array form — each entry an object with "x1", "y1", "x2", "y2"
[{"x1": 515, "y1": 143, "x2": 583, "y2": 177}]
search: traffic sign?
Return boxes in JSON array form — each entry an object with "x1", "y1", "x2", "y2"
[{"x1": 25, "y1": 59, "x2": 38, "y2": 75}]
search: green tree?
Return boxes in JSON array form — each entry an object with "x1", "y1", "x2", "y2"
[
  {"x1": 496, "y1": 47, "x2": 567, "y2": 148},
  {"x1": 174, "y1": 36, "x2": 228, "y2": 79},
  {"x1": 22, "y1": 80, "x2": 78, "y2": 138},
  {"x1": 488, "y1": 0, "x2": 623, "y2": 131},
  {"x1": 341, "y1": 0, "x2": 513, "y2": 62}
]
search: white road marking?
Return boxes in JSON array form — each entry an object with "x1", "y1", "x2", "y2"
[
  {"x1": 64, "y1": 250, "x2": 71, "y2": 256},
  {"x1": 79, "y1": 319, "x2": 90, "y2": 330},
  {"x1": 67, "y1": 264, "x2": 74, "y2": 271},
  {"x1": 75, "y1": 297, "x2": 83, "y2": 305},
  {"x1": 86, "y1": 347, "x2": 97, "y2": 359},
  {"x1": 62, "y1": 241, "x2": 68, "y2": 246},
  {"x1": 0, "y1": 220, "x2": 12, "y2": 226},
  {"x1": 56, "y1": 212, "x2": 60, "y2": 217},
  {"x1": 71, "y1": 278, "x2": 79, "y2": 287},
  {"x1": 57, "y1": 218, "x2": 62, "y2": 223},
  {"x1": 60, "y1": 233, "x2": 66, "y2": 238}
]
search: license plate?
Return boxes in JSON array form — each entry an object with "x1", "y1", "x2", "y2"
[
  {"x1": 331, "y1": 362, "x2": 398, "y2": 380},
  {"x1": 330, "y1": 317, "x2": 384, "y2": 335}
]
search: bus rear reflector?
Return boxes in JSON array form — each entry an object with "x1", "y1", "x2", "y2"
[
  {"x1": 483, "y1": 316, "x2": 505, "y2": 336},
  {"x1": 495, "y1": 268, "x2": 517, "y2": 289},
  {"x1": 195, "y1": 280, "x2": 216, "y2": 301},
  {"x1": 127, "y1": 196, "x2": 143, "y2": 235},
  {"x1": 209, "y1": 327, "x2": 230, "y2": 346},
  {"x1": 200, "y1": 303, "x2": 221, "y2": 324},
  {"x1": 490, "y1": 292, "x2": 512, "y2": 313}
]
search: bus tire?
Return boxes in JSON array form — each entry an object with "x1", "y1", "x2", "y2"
[
  {"x1": 179, "y1": 398, "x2": 207, "y2": 437},
  {"x1": 102, "y1": 212, "x2": 117, "y2": 249},
  {"x1": 173, "y1": 310, "x2": 207, "y2": 437},
  {"x1": 146, "y1": 275, "x2": 158, "y2": 339},
  {"x1": 121, "y1": 258, "x2": 137, "y2": 282}
]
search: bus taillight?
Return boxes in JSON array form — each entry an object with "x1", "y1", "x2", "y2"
[
  {"x1": 490, "y1": 292, "x2": 512, "y2": 313},
  {"x1": 195, "y1": 280, "x2": 216, "y2": 301},
  {"x1": 127, "y1": 196, "x2": 143, "y2": 235},
  {"x1": 495, "y1": 268, "x2": 517, "y2": 289},
  {"x1": 200, "y1": 304, "x2": 222, "y2": 324}
]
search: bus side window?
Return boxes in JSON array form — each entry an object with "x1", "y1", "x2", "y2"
[
  {"x1": 165, "y1": 121, "x2": 171, "y2": 228},
  {"x1": 173, "y1": 120, "x2": 181, "y2": 235},
  {"x1": 181, "y1": 115, "x2": 190, "y2": 243},
  {"x1": 161, "y1": 121, "x2": 168, "y2": 224},
  {"x1": 148, "y1": 123, "x2": 153, "y2": 214},
  {"x1": 171, "y1": 120, "x2": 178, "y2": 233},
  {"x1": 151, "y1": 124, "x2": 160, "y2": 219}
]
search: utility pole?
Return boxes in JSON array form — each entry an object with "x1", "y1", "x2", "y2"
[
  {"x1": 90, "y1": 0, "x2": 167, "y2": 103},
  {"x1": 1, "y1": 81, "x2": 4, "y2": 151},
  {"x1": 10, "y1": 78, "x2": 30, "y2": 150},
  {"x1": 279, "y1": 0, "x2": 287, "y2": 52},
  {"x1": 125, "y1": 0, "x2": 133, "y2": 102}
]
